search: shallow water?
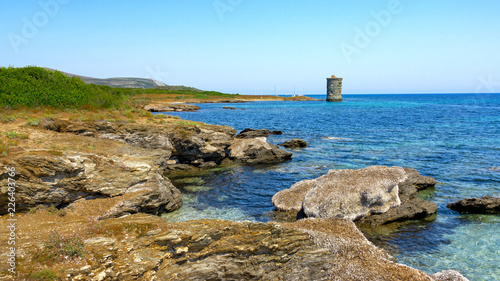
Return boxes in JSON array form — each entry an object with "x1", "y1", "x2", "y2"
[{"x1": 159, "y1": 94, "x2": 500, "y2": 280}]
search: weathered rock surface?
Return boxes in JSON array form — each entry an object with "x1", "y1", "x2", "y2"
[
  {"x1": 447, "y1": 196, "x2": 500, "y2": 214},
  {"x1": 273, "y1": 166, "x2": 438, "y2": 224},
  {"x1": 432, "y1": 270, "x2": 470, "y2": 281},
  {"x1": 235, "y1": 128, "x2": 282, "y2": 139},
  {"x1": 0, "y1": 152, "x2": 183, "y2": 217},
  {"x1": 9, "y1": 212, "x2": 457, "y2": 281},
  {"x1": 42, "y1": 119, "x2": 176, "y2": 152},
  {"x1": 144, "y1": 103, "x2": 200, "y2": 112},
  {"x1": 41, "y1": 120, "x2": 292, "y2": 168},
  {"x1": 302, "y1": 166, "x2": 407, "y2": 221},
  {"x1": 280, "y1": 138, "x2": 308, "y2": 148},
  {"x1": 228, "y1": 137, "x2": 292, "y2": 164},
  {"x1": 359, "y1": 168, "x2": 438, "y2": 225},
  {"x1": 272, "y1": 179, "x2": 316, "y2": 211}
]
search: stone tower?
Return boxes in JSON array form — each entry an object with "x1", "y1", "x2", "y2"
[{"x1": 326, "y1": 75, "x2": 343, "y2": 102}]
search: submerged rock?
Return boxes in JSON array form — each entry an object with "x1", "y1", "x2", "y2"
[
  {"x1": 447, "y1": 196, "x2": 500, "y2": 214},
  {"x1": 273, "y1": 166, "x2": 438, "y2": 224},
  {"x1": 235, "y1": 128, "x2": 282, "y2": 139},
  {"x1": 279, "y1": 138, "x2": 308, "y2": 148},
  {"x1": 228, "y1": 137, "x2": 292, "y2": 164}
]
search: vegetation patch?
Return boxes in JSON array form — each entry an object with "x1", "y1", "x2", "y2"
[
  {"x1": 32, "y1": 231, "x2": 85, "y2": 265},
  {"x1": 0, "y1": 66, "x2": 128, "y2": 109},
  {"x1": 4, "y1": 130, "x2": 29, "y2": 139},
  {"x1": 30, "y1": 269, "x2": 60, "y2": 281}
]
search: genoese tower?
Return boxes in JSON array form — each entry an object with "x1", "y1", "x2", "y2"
[{"x1": 326, "y1": 75, "x2": 343, "y2": 102}]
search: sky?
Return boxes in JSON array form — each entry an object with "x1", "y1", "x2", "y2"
[{"x1": 1, "y1": 0, "x2": 500, "y2": 95}]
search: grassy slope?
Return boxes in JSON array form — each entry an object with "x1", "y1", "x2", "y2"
[{"x1": 0, "y1": 66, "x2": 130, "y2": 109}]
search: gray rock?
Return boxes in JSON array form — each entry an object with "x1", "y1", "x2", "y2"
[
  {"x1": 302, "y1": 166, "x2": 407, "y2": 221},
  {"x1": 273, "y1": 166, "x2": 438, "y2": 224},
  {"x1": 228, "y1": 137, "x2": 292, "y2": 164}
]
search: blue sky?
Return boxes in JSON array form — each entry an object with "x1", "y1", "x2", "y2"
[{"x1": 1, "y1": 0, "x2": 500, "y2": 95}]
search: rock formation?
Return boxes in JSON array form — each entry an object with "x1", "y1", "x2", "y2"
[
  {"x1": 144, "y1": 103, "x2": 200, "y2": 112},
  {"x1": 228, "y1": 137, "x2": 292, "y2": 164},
  {"x1": 447, "y1": 196, "x2": 500, "y2": 214},
  {"x1": 0, "y1": 151, "x2": 183, "y2": 218},
  {"x1": 41, "y1": 120, "x2": 291, "y2": 169},
  {"x1": 273, "y1": 166, "x2": 438, "y2": 224},
  {"x1": 0, "y1": 209, "x2": 468, "y2": 280},
  {"x1": 235, "y1": 128, "x2": 283, "y2": 139},
  {"x1": 279, "y1": 138, "x2": 308, "y2": 148}
]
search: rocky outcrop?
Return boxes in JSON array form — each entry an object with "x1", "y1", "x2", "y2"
[
  {"x1": 302, "y1": 166, "x2": 407, "y2": 221},
  {"x1": 447, "y1": 196, "x2": 500, "y2": 214},
  {"x1": 14, "y1": 212, "x2": 459, "y2": 281},
  {"x1": 228, "y1": 137, "x2": 292, "y2": 164},
  {"x1": 41, "y1": 120, "x2": 292, "y2": 168},
  {"x1": 273, "y1": 166, "x2": 438, "y2": 224},
  {"x1": 279, "y1": 138, "x2": 308, "y2": 148},
  {"x1": 144, "y1": 103, "x2": 200, "y2": 112},
  {"x1": 42, "y1": 119, "x2": 175, "y2": 152},
  {"x1": 235, "y1": 128, "x2": 282, "y2": 139},
  {"x1": 0, "y1": 152, "x2": 182, "y2": 217}
]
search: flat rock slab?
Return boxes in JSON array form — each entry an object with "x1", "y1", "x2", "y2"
[
  {"x1": 57, "y1": 214, "x2": 456, "y2": 280},
  {"x1": 447, "y1": 196, "x2": 500, "y2": 214}
]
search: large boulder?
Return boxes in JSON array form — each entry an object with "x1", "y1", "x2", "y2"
[
  {"x1": 228, "y1": 137, "x2": 292, "y2": 164},
  {"x1": 0, "y1": 152, "x2": 182, "y2": 217},
  {"x1": 302, "y1": 166, "x2": 407, "y2": 221},
  {"x1": 273, "y1": 166, "x2": 438, "y2": 224},
  {"x1": 447, "y1": 196, "x2": 500, "y2": 214}
]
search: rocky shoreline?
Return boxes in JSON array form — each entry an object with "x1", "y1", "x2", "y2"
[{"x1": 0, "y1": 116, "x2": 470, "y2": 280}]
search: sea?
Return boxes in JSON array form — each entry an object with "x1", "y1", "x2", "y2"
[{"x1": 158, "y1": 93, "x2": 499, "y2": 281}]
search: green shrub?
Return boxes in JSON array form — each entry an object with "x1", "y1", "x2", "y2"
[
  {"x1": 30, "y1": 269, "x2": 59, "y2": 280},
  {"x1": 26, "y1": 118, "x2": 40, "y2": 126},
  {"x1": 4, "y1": 130, "x2": 28, "y2": 139},
  {"x1": 0, "y1": 66, "x2": 127, "y2": 109}
]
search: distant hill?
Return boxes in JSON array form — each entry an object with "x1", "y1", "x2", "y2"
[{"x1": 43, "y1": 67, "x2": 193, "y2": 90}]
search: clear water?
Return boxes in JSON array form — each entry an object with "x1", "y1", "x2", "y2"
[{"x1": 159, "y1": 94, "x2": 500, "y2": 280}]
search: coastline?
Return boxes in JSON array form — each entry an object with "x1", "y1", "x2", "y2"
[{"x1": 0, "y1": 104, "x2": 468, "y2": 280}]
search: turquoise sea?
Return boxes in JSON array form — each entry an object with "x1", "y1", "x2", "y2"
[{"x1": 159, "y1": 94, "x2": 499, "y2": 280}]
